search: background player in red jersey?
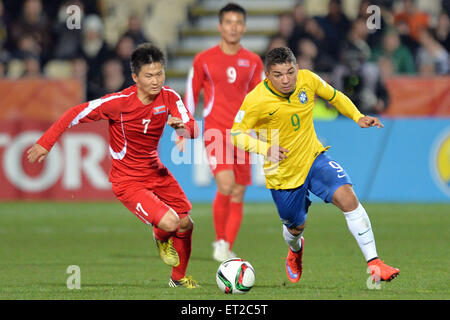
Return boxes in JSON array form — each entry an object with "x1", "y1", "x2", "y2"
[
  {"x1": 183, "y1": 3, "x2": 264, "y2": 262},
  {"x1": 27, "y1": 43, "x2": 200, "y2": 289}
]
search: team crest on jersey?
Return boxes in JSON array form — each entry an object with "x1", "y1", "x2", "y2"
[
  {"x1": 299, "y1": 91, "x2": 308, "y2": 104},
  {"x1": 153, "y1": 105, "x2": 166, "y2": 115},
  {"x1": 237, "y1": 59, "x2": 250, "y2": 67}
]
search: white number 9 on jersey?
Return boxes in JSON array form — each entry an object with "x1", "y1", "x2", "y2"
[{"x1": 226, "y1": 66, "x2": 237, "y2": 83}]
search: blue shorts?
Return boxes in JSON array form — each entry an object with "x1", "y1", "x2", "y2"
[{"x1": 270, "y1": 152, "x2": 352, "y2": 229}]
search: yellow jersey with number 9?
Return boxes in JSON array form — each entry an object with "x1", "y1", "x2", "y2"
[{"x1": 231, "y1": 69, "x2": 364, "y2": 189}]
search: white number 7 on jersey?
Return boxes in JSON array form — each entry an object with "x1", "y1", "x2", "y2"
[
  {"x1": 136, "y1": 202, "x2": 148, "y2": 216},
  {"x1": 142, "y1": 119, "x2": 151, "y2": 134}
]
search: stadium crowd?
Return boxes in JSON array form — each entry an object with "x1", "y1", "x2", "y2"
[
  {"x1": 0, "y1": 0, "x2": 153, "y2": 100},
  {"x1": 0, "y1": 0, "x2": 448, "y2": 114},
  {"x1": 266, "y1": 0, "x2": 449, "y2": 114}
]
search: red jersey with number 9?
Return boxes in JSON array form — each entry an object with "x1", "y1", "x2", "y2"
[{"x1": 184, "y1": 45, "x2": 263, "y2": 133}]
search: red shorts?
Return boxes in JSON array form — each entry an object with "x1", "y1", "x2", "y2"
[
  {"x1": 112, "y1": 170, "x2": 191, "y2": 226},
  {"x1": 203, "y1": 130, "x2": 251, "y2": 186}
]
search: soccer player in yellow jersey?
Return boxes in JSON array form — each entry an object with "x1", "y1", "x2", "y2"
[{"x1": 231, "y1": 47, "x2": 399, "y2": 283}]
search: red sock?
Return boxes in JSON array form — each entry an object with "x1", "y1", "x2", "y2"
[
  {"x1": 153, "y1": 227, "x2": 171, "y2": 241},
  {"x1": 153, "y1": 226, "x2": 177, "y2": 241},
  {"x1": 212, "y1": 192, "x2": 231, "y2": 241},
  {"x1": 171, "y1": 226, "x2": 193, "y2": 281},
  {"x1": 225, "y1": 202, "x2": 243, "y2": 249}
]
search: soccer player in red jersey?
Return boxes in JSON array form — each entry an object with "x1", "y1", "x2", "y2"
[
  {"x1": 183, "y1": 3, "x2": 264, "y2": 262},
  {"x1": 27, "y1": 43, "x2": 200, "y2": 288}
]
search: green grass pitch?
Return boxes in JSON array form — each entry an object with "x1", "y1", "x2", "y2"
[{"x1": 0, "y1": 201, "x2": 448, "y2": 300}]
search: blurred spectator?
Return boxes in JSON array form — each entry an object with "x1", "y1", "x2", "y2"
[
  {"x1": 71, "y1": 56, "x2": 87, "y2": 82},
  {"x1": 14, "y1": 33, "x2": 41, "y2": 59},
  {"x1": 288, "y1": 8, "x2": 335, "y2": 72},
  {"x1": 394, "y1": 0, "x2": 430, "y2": 56},
  {"x1": 0, "y1": 0, "x2": 8, "y2": 49},
  {"x1": 432, "y1": 12, "x2": 450, "y2": 51},
  {"x1": 333, "y1": 18, "x2": 389, "y2": 115},
  {"x1": 101, "y1": 58, "x2": 126, "y2": 93},
  {"x1": 76, "y1": 14, "x2": 111, "y2": 99},
  {"x1": 296, "y1": 37, "x2": 333, "y2": 72},
  {"x1": 10, "y1": 0, "x2": 53, "y2": 63},
  {"x1": 371, "y1": 29, "x2": 416, "y2": 74},
  {"x1": 334, "y1": 18, "x2": 371, "y2": 90},
  {"x1": 305, "y1": 18, "x2": 334, "y2": 70},
  {"x1": 288, "y1": 1, "x2": 308, "y2": 51},
  {"x1": 53, "y1": 0, "x2": 84, "y2": 59},
  {"x1": 318, "y1": 0, "x2": 351, "y2": 59},
  {"x1": 265, "y1": 35, "x2": 288, "y2": 52},
  {"x1": 394, "y1": 0, "x2": 430, "y2": 42},
  {"x1": 340, "y1": 18, "x2": 371, "y2": 70},
  {"x1": 297, "y1": 38, "x2": 317, "y2": 66},
  {"x1": 262, "y1": 35, "x2": 288, "y2": 61},
  {"x1": 113, "y1": 35, "x2": 136, "y2": 87},
  {"x1": 20, "y1": 54, "x2": 41, "y2": 78},
  {"x1": 0, "y1": 0, "x2": 11, "y2": 70},
  {"x1": 277, "y1": 11, "x2": 295, "y2": 41},
  {"x1": 416, "y1": 29, "x2": 449, "y2": 75},
  {"x1": 443, "y1": 0, "x2": 450, "y2": 16},
  {"x1": 297, "y1": 53, "x2": 314, "y2": 70},
  {"x1": 122, "y1": 13, "x2": 151, "y2": 46},
  {"x1": 88, "y1": 58, "x2": 127, "y2": 99}
]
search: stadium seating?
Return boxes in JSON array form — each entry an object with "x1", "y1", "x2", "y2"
[{"x1": 165, "y1": 0, "x2": 299, "y2": 95}]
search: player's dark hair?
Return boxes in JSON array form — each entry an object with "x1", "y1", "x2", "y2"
[
  {"x1": 218, "y1": 3, "x2": 246, "y2": 22},
  {"x1": 130, "y1": 43, "x2": 165, "y2": 75},
  {"x1": 264, "y1": 47, "x2": 297, "y2": 72}
]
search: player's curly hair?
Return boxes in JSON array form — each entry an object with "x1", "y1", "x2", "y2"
[
  {"x1": 264, "y1": 47, "x2": 297, "y2": 72},
  {"x1": 218, "y1": 3, "x2": 246, "y2": 22},
  {"x1": 130, "y1": 43, "x2": 165, "y2": 75}
]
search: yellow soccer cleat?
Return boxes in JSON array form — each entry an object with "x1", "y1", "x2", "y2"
[
  {"x1": 155, "y1": 238, "x2": 180, "y2": 267},
  {"x1": 168, "y1": 276, "x2": 200, "y2": 289}
]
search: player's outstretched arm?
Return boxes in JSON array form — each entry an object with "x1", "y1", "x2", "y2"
[
  {"x1": 27, "y1": 144, "x2": 49, "y2": 163},
  {"x1": 357, "y1": 116, "x2": 384, "y2": 129}
]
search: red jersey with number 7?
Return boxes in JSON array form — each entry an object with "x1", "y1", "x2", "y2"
[
  {"x1": 37, "y1": 85, "x2": 198, "y2": 184},
  {"x1": 184, "y1": 45, "x2": 263, "y2": 133}
]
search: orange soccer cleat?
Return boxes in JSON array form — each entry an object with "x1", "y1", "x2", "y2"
[
  {"x1": 285, "y1": 236, "x2": 305, "y2": 283},
  {"x1": 368, "y1": 258, "x2": 400, "y2": 282}
]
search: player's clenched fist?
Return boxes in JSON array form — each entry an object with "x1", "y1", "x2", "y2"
[
  {"x1": 27, "y1": 144, "x2": 49, "y2": 163},
  {"x1": 167, "y1": 117, "x2": 185, "y2": 129},
  {"x1": 358, "y1": 116, "x2": 384, "y2": 129},
  {"x1": 267, "y1": 145, "x2": 289, "y2": 163}
]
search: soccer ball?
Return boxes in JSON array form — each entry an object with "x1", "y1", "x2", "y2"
[{"x1": 216, "y1": 258, "x2": 255, "y2": 294}]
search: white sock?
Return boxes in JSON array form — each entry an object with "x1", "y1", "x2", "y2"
[
  {"x1": 283, "y1": 224, "x2": 302, "y2": 252},
  {"x1": 343, "y1": 203, "x2": 378, "y2": 262}
]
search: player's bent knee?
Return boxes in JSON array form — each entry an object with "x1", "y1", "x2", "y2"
[
  {"x1": 179, "y1": 215, "x2": 194, "y2": 232},
  {"x1": 217, "y1": 183, "x2": 234, "y2": 196},
  {"x1": 215, "y1": 170, "x2": 235, "y2": 195},
  {"x1": 158, "y1": 209, "x2": 180, "y2": 233},
  {"x1": 230, "y1": 185, "x2": 246, "y2": 203},
  {"x1": 288, "y1": 221, "x2": 306, "y2": 236},
  {"x1": 332, "y1": 184, "x2": 359, "y2": 212}
]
